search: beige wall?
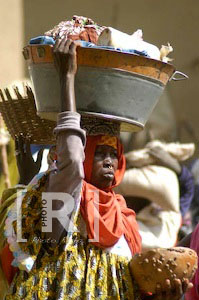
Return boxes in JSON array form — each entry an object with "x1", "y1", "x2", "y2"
[
  {"x1": 0, "y1": 0, "x2": 25, "y2": 88},
  {"x1": 1, "y1": 0, "x2": 199, "y2": 153}
]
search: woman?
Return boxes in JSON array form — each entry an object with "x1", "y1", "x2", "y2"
[{"x1": 2, "y1": 38, "x2": 192, "y2": 299}]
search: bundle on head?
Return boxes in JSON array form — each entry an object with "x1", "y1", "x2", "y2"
[{"x1": 45, "y1": 15, "x2": 105, "y2": 44}]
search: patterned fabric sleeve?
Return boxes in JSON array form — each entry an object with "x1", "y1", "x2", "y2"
[
  {"x1": 5, "y1": 112, "x2": 85, "y2": 272},
  {"x1": 4, "y1": 174, "x2": 48, "y2": 272}
]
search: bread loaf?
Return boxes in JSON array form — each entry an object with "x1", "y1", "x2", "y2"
[{"x1": 130, "y1": 247, "x2": 198, "y2": 293}]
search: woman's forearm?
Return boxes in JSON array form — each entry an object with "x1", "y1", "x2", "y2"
[{"x1": 60, "y1": 74, "x2": 76, "y2": 112}]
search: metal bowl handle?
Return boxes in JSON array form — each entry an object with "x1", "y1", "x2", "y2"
[{"x1": 170, "y1": 71, "x2": 189, "y2": 81}]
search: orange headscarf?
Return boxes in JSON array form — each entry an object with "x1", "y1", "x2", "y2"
[{"x1": 81, "y1": 135, "x2": 142, "y2": 255}]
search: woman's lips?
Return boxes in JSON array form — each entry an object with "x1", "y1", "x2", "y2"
[{"x1": 102, "y1": 169, "x2": 114, "y2": 179}]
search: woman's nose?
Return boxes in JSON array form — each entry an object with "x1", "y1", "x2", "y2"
[{"x1": 103, "y1": 156, "x2": 113, "y2": 168}]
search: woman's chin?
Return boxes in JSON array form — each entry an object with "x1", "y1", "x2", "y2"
[
  {"x1": 90, "y1": 173, "x2": 114, "y2": 189},
  {"x1": 103, "y1": 173, "x2": 114, "y2": 181},
  {"x1": 98, "y1": 174, "x2": 114, "y2": 189}
]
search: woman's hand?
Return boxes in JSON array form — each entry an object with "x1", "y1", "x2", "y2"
[
  {"x1": 53, "y1": 37, "x2": 78, "y2": 79},
  {"x1": 53, "y1": 37, "x2": 79, "y2": 112},
  {"x1": 149, "y1": 278, "x2": 193, "y2": 300},
  {"x1": 15, "y1": 136, "x2": 43, "y2": 185}
]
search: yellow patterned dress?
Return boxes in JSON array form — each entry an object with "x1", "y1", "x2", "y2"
[{"x1": 4, "y1": 174, "x2": 141, "y2": 300}]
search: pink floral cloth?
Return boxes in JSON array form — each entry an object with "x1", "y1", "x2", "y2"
[{"x1": 186, "y1": 223, "x2": 199, "y2": 300}]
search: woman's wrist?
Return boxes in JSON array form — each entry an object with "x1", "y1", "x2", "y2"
[{"x1": 60, "y1": 72, "x2": 75, "y2": 81}]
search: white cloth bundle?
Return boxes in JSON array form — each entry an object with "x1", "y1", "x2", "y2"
[
  {"x1": 137, "y1": 204, "x2": 181, "y2": 249},
  {"x1": 125, "y1": 140, "x2": 195, "y2": 168},
  {"x1": 97, "y1": 27, "x2": 173, "y2": 62},
  {"x1": 115, "y1": 165, "x2": 181, "y2": 249},
  {"x1": 115, "y1": 165, "x2": 180, "y2": 212}
]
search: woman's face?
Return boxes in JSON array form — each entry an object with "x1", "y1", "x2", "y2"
[{"x1": 90, "y1": 145, "x2": 118, "y2": 189}]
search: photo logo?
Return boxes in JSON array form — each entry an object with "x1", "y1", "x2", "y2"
[
  {"x1": 41, "y1": 192, "x2": 76, "y2": 233},
  {"x1": 15, "y1": 189, "x2": 100, "y2": 243}
]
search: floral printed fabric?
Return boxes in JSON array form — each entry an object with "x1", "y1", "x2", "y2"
[
  {"x1": 44, "y1": 15, "x2": 105, "y2": 44},
  {"x1": 6, "y1": 234, "x2": 137, "y2": 299},
  {"x1": 5, "y1": 174, "x2": 140, "y2": 300}
]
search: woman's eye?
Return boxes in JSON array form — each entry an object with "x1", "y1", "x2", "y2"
[
  {"x1": 94, "y1": 152, "x2": 104, "y2": 158},
  {"x1": 111, "y1": 151, "x2": 118, "y2": 159},
  {"x1": 94, "y1": 149, "x2": 117, "y2": 160}
]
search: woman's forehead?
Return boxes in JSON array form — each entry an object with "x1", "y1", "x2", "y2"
[{"x1": 95, "y1": 145, "x2": 117, "y2": 152}]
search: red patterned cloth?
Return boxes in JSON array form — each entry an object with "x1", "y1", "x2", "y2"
[
  {"x1": 45, "y1": 15, "x2": 105, "y2": 44},
  {"x1": 0, "y1": 244, "x2": 17, "y2": 284}
]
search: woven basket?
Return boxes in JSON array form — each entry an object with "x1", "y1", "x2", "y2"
[
  {"x1": 0, "y1": 85, "x2": 122, "y2": 143},
  {"x1": 0, "y1": 85, "x2": 56, "y2": 144}
]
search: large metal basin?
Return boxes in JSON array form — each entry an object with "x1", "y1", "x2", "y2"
[{"x1": 23, "y1": 45, "x2": 176, "y2": 132}]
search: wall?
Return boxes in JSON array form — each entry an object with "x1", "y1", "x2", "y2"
[
  {"x1": 1, "y1": 0, "x2": 199, "y2": 152},
  {"x1": 0, "y1": 0, "x2": 25, "y2": 88}
]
